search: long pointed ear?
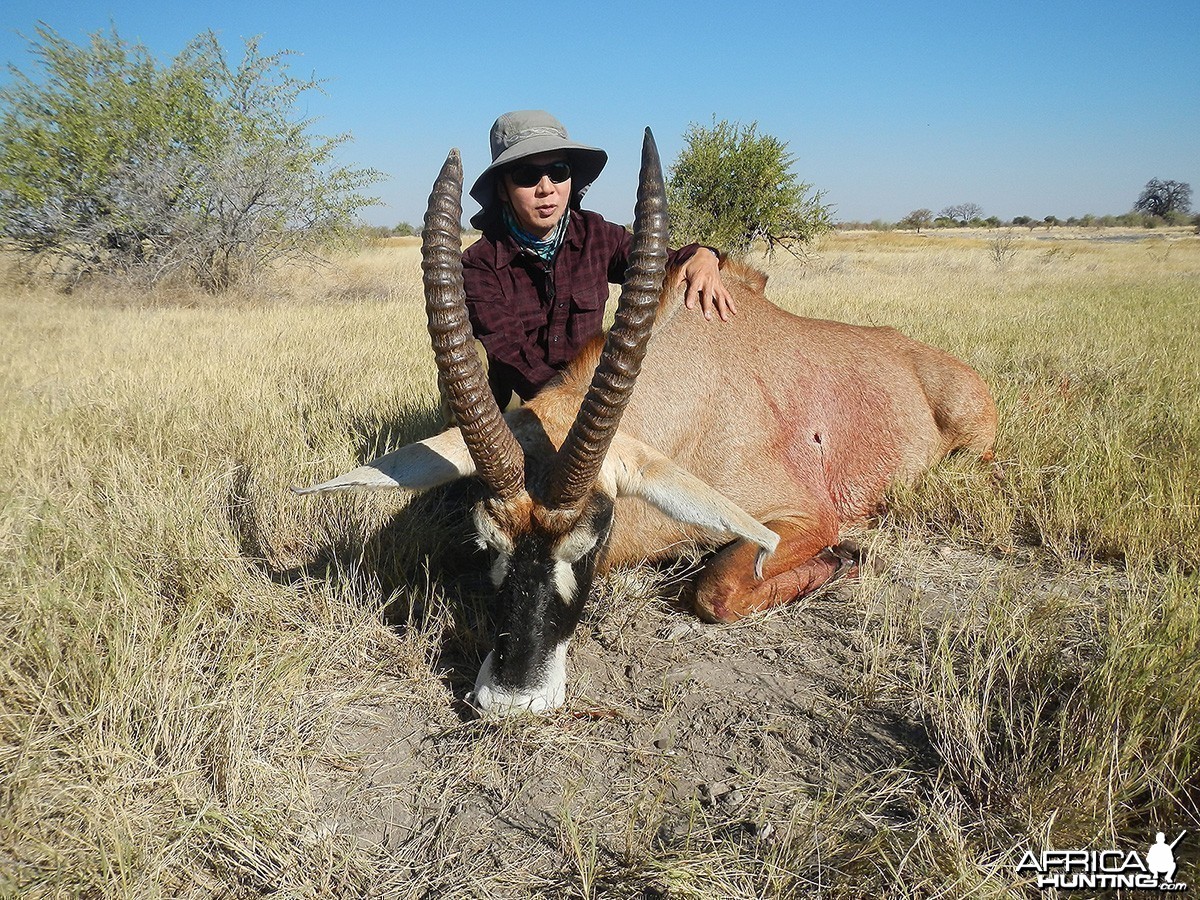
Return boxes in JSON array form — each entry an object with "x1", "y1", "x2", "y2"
[
  {"x1": 294, "y1": 428, "x2": 477, "y2": 495},
  {"x1": 601, "y1": 433, "x2": 779, "y2": 575}
]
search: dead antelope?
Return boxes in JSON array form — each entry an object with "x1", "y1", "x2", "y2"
[{"x1": 297, "y1": 130, "x2": 997, "y2": 717}]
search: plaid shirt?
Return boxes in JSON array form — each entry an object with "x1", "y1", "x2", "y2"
[{"x1": 462, "y1": 208, "x2": 705, "y2": 402}]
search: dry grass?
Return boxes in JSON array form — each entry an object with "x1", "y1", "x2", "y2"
[{"x1": 1, "y1": 229, "x2": 1198, "y2": 898}]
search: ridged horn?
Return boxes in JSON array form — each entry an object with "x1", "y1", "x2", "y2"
[
  {"x1": 551, "y1": 129, "x2": 669, "y2": 508},
  {"x1": 422, "y1": 149, "x2": 525, "y2": 500}
]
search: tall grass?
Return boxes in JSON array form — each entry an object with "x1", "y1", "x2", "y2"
[
  {"x1": 0, "y1": 256, "x2": 440, "y2": 896},
  {"x1": 1, "y1": 229, "x2": 1197, "y2": 896}
]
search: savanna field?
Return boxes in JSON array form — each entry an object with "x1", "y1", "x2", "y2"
[{"x1": 1, "y1": 228, "x2": 1198, "y2": 898}]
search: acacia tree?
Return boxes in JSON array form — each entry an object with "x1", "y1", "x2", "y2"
[
  {"x1": 0, "y1": 25, "x2": 381, "y2": 291},
  {"x1": 666, "y1": 119, "x2": 831, "y2": 256},
  {"x1": 900, "y1": 208, "x2": 933, "y2": 233},
  {"x1": 939, "y1": 203, "x2": 983, "y2": 226},
  {"x1": 1134, "y1": 179, "x2": 1192, "y2": 219}
]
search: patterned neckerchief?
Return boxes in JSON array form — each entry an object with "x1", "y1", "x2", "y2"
[{"x1": 502, "y1": 204, "x2": 571, "y2": 264}]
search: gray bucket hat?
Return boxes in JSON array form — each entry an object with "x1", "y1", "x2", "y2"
[{"x1": 468, "y1": 110, "x2": 607, "y2": 225}]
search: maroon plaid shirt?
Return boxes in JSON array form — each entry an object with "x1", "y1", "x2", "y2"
[{"x1": 462, "y1": 208, "x2": 705, "y2": 402}]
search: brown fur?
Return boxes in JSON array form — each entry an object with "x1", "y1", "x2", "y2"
[{"x1": 503, "y1": 259, "x2": 997, "y2": 621}]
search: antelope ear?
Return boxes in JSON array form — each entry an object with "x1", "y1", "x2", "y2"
[
  {"x1": 601, "y1": 433, "x2": 779, "y2": 572},
  {"x1": 294, "y1": 428, "x2": 476, "y2": 495}
]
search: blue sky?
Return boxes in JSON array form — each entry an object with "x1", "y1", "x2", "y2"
[{"x1": 2, "y1": 0, "x2": 1197, "y2": 227}]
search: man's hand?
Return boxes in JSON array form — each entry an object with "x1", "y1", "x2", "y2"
[{"x1": 675, "y1": 248, "x2": 737, "y2": 322}]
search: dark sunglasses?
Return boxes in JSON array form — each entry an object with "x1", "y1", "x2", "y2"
[{"x1": 507, "y1": 160, "x2": 572, "y2": 188}]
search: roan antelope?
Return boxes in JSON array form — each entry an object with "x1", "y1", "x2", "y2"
[{"x1": 297, "y1": 130, "x2": 997, "y2": 717}]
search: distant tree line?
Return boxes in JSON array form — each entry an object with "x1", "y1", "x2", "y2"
[
  {"x1": 358, "y1": 221, "x2": 421, "y2": 240},
  {"x1": 3, "y1": 18, "x2": 1189, "y2": 295},
  {"x1": 839, "y1": 179, "x2": 1196, "y2": 232}
]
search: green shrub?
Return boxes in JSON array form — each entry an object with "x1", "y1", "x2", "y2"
[
  {"x1": 0, "y1": 25, "x2": 381, "y2": 291},
  {"x1": 667, "y1": 118, "x2": 831, "y2": 255}
]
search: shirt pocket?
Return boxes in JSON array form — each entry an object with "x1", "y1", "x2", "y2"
[{"x1": 565, "y1": 286, "x2": 608, "y2": 346}]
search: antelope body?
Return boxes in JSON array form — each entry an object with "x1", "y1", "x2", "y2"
[{"x1": 298, "y1": 131, "x2": 997, "y2": 717}]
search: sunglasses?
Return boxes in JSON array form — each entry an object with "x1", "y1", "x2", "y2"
[{"x1": 507, "y1": 161, "x2": 572, "y2": 188}]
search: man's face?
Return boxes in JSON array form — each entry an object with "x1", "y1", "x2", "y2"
[{"x1": 499, "y1": 152, "x2": 572, "y2": 239}]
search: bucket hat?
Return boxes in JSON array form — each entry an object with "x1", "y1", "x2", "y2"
[{"x1": 468, "y1": 110, "x2": 607, "y2": 226}]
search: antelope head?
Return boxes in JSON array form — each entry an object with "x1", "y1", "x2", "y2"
[{"x1": 297, "y1": 131, "x2": 777, "y2": 716}]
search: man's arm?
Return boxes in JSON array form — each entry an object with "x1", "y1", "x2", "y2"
[{"x1": 601, "y1": 218, "x2": 737, "y2": 322}]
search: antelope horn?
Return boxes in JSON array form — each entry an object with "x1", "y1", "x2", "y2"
[
  {"x1": 423, "y1": 150, "x2": 525, "y2": 500},
  {"x1": 552, "y1": 129, "x2": 669, "y2": 508}
]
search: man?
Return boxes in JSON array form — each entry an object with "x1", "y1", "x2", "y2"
[{"x1": 461, "y1": 110, "x2": 735, "y2": 409}]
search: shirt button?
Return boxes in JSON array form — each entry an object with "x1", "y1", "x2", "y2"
[
  {"x1": 558, "y1": 303, "x2": 564, "y2": 308},
  {"x1": 553, "y1": 336, "x2": 559, "y2": 342}
]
